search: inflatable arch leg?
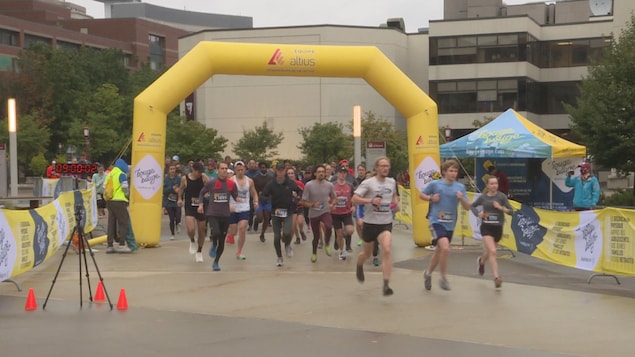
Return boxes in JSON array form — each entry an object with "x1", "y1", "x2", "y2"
[{"x1": 130, "y1": 42, "x2": 439, "y2": 247}]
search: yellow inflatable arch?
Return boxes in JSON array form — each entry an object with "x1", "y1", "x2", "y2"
[{"x1": 130, "y1": 42, "x2": 440, "y2": 247}]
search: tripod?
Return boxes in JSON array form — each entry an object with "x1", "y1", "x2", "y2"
[{"x1": 43, "y1": 204, "x2": 113, "y2": 310}]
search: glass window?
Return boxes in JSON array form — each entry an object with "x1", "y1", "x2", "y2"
[
  {"x1": 457, "y1": 81, "x2": 476, "y2": 91},
  {"x1": 498, "y1": 34, "x2": 518, "y2": 45},
  {"x1": 478, "y1": 81, "x2": 497, "y2": 90},
  {"x1": 437, "y1": 82, "x2": 456, "y2": 92},
  {"x1": 498, "y1": 79, "x2": 517, "y2": 90},
  {"x1": 457, "y1": 36, "x2": 477, "y2": 47},
  {"x1": 437, "y1": 38, "x2": 456, "y2": 48},
  {"x1": 0, "y1": 29, "x2": 18, "y2": 46},
  {"x1": 478, "y1": 35, "x2": 497, "y2": 46}
]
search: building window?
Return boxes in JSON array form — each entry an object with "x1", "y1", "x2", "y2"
[
  {"x1": 148, "y1": 34, "x2": 165, "y2": 70},
  {"x1": 0, "y1": 29, "x2": 18, "y2": 47},
  {"x1": 57, "y1": 41, "x2": 81, "y2": 52},
  {"x1": 432, "y1": 78, "x2": 523, "y2": 114},
  {"x1": 24, "y1": 34, "x2": 52, "y2": 47}
]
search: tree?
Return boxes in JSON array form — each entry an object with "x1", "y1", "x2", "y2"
[
  {"x1": 565, "y1": 15, "x2": 635, "y2": 194},
  {"x1": 298, "y1": 122, "x2": 353, "y2": 164},
  {"x1": 165, "y1": 114, "x2": 228, "y2": 161},
  {"x1": 232, "y1": 120, "x2": 284, "y2": 161},
  {"x1": 356, "y1": 111, "x2": 408, "y2": 175}
]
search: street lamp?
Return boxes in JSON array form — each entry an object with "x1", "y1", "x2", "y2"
[
  {"x1": 353, "y1": 105, "x2": 362, "y2": 170},
  {"x1": 58, "y1": 142, "x2": 62, "y2": 155},
  {"x1": 8, "y1": 98, "x2": 18, "y2": 197},
  {"x1": 444, "y1": 125, "x2": 452, "y2": 143},
  {"x1": 83, "y1": 126, "x2": 90, "y2": 161}
]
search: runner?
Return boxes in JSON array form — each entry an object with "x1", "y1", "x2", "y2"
[
  {"x1": 352, "y1": 157, "x2": 400, "y2": 296},
  {"x1": 197, "y1": 162, "x2": 239, "y2": 271},
  {"x1": 163, "y1": 163, "x2": 182, "y2": 240},
  {"x1": 227, "y1": 161, "x2": 258, "y2": 260},
  {"x1": 301, "y1": 164, "x2": 336, "y2": 263},
  {"x1": 286, "y1": 168, "x2": 307, "y2": 245},
  {"x1": 252, "y1": 161, "x2": 273, "y2": 242},
  {"x1": 470, "y1": 175, "x2": 513, "y2": 288},
  {"x1": 419, "y1": 159, "x2": 471, "y2": 291},
  {"x1": 177, "y1": 162, "x2": 208, "y2": 263},
  {"x1": 261, "y1": 163, "x2": 303, "y2": 266},
  {"x1": 331, "y1": 165, "x2": 355, "y2": 260}
]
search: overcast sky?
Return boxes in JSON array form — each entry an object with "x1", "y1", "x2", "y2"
[{"x1": 68, "y1": 0, "x2": 533, "y2": 33}]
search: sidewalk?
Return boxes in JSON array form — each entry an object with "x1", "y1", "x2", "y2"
[{"x1": 1, "y1": 215, "x2": 634, "y2": 357}]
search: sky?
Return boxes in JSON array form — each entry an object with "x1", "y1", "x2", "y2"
[{"x1": 67, "y1": 0, "x2": 533, "y2": 33}]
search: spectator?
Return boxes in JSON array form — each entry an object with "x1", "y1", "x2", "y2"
[
  {"x1": 565, "y1": 162, "x2": 600, "y2": 211},
  {"x1": 45, "y1": 160, "x2": 60, "y2": 178}
]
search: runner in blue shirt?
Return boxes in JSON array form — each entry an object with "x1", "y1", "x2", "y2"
[{"x1": 419, "y1": 159, "x2": 471, "y2": 291}]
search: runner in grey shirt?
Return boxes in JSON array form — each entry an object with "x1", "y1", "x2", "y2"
[
  {"x1": 352, "y1": 156, "x2": 400, "y2": 296},
  {"x1": 301, "y1": 165, "x2": 336, "y2": 263}
]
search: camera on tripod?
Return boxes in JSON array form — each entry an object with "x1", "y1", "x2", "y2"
[{"x1": 74, "y1": 204, "x2": 85, "y2": 225}]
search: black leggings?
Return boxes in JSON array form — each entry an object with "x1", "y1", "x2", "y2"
[
  {"x1": 208, "y1": 216, "x2": 230, "y2": 263},
  {"x1": 167, "y1": 206, "x2": 181, "y2": 235}
]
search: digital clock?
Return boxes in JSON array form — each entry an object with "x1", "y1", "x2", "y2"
[{"x1": 54, "y1": 163, "x2": 99, "y2": 175}]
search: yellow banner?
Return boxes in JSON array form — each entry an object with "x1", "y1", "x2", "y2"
[
  {"x1": 0, "y1": 187, "x2": 97, "y2": 281},
  {"x1": 395, "y1": 184, "x2": 412, "y2": 225},
  {"x1": 451, "y1": 192, "x2": 635, "y2": 276}
]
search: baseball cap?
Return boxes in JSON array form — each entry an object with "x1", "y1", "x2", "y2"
[
  {"x1": 578, "y1": 162, "x2": 591, "y2": 170},
  {"x1": 275, "y1": 162, "x2": 285, "y2": 170},
  {"x1": 339, "y1": 159, "x2": 349, "y2": 165},
  {"x1": 234, "y1": 160, "x2": 245, "y2": 167},
  {"x1": 337, "y1": 165, "x2": 348, "y2": 173},
  {"x1": 172, "y1": 155, "x2": 180, "y2": 161}
]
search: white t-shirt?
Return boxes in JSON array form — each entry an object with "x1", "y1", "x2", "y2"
[{"x1": 354, "y1": 176, "x2": 396, "y2": 225}]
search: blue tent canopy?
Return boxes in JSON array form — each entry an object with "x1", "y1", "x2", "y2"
[{"x1": 440, "y1": 109, "x2": 586, "y2": 158}]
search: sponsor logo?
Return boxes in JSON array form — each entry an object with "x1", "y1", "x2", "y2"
[
  {"x1": 133, "y1": 155, "x2": 163, "y2": 200},
  {"x1": 415, "y1": 136, "x2": 423, "y2": 146},
  {"x1": 268, "y1": 49, "x2": 284, "y2": 65},
  {"x1": 136, "y1": 132, "x2": 162, "y2": 147},
  {"x1": 137, "y1": 132, "x2": 145, "y2": 142}
]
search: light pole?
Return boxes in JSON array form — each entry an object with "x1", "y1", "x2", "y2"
[
  {"x1": 444, "y1": 125, "x2": 452, "y2": 143},
  {"x1": 83, "y1": 126, "x2": 90, "y2": 161},
  {"x1": 353, "y1": 105, "x2": 362, "y2": 170},
  {"x1": 58, "y1": 142, "x2": 62, "y2": 156},
  {"x1": 8, "y1": 98, "x2": 18, "y2": 197}
]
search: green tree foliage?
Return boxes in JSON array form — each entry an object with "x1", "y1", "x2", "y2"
[
  {"x1": 358, "y1": 112, "x2": 408, "y2": 175},
  {"x1": 29, "y1": 153, "x2": 48, "y2": 177},
  {"x1": 165, "y1": 114, "x2": 227, "y2": 162},
  {"x1": 565, "y1": 16, "x2": 635, "y2": 193},
  {"x1": 0, "y1": 113, "x2": 50, "y2": 164},
  {"x1": 298, "y1": 122, "x2": 353, "y2": 164},
  {"x1": 232, "y1": 120, "x2": 284, "y2": 161}
]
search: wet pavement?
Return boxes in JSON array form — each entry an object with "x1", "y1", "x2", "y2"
[{"x1": 1, "y1": 216, "x2": 634, "y2": 357}]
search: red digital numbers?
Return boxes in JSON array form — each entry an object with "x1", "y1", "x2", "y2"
[{"x1": 54, "y1": 163, "x2": 98, "y2": 175}]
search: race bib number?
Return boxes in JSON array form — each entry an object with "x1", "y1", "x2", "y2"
[
  {"x1": 168, "y1": 193, "x2": 177, "y2": 201},
  {"x1": 483, "y1": 213, "x2": 500, "y2": 224},
  {"x1": 377, "y1": 203, "x2": 391, "y2": 213},
  {"x1": 336, "y1": 196, "x2": 347, "y2": 208},
  {"x1": 316, "y1": 202, "x2": 325, "y2": 210},
  {"x1": 274, "y1": 208, "x2": 288, "y2": 218},
  {"x1": 191, "y1": 197, "x2": 200, "y2": 206},
  {"x1": 438, "y1": 211, "x2": 454, "y2": 222},
  {"x1": 214, "y1": 192, "x2": 228, "y2": 203},
  {"x1": 238, "y1": 191, "x2": 247, "y2": 199},
  {"x1": 97, "y1": 193, "x2": 103, "y2": 200}
]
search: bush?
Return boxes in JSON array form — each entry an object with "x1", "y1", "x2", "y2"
[
  {"x1": 599, "y1": 189, "x2": 635, "y2": 207},
  {"x1": 29, "y1": 153, "x2": 48, "y2": 177}
]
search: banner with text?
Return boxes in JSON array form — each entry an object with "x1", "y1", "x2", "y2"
[
  {"x1": 451, "y1": 192, "x2": 635, "y2": 276},
  {"x1": 0, "y1": 187, "x2": 97, "y2": 281}
]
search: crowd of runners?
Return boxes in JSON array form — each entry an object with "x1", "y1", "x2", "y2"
[{"x1": 163, "y1": 155, "x2": 512, "y2": 295}]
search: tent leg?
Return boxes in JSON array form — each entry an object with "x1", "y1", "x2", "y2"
[{"x1": 587, "y1": 273, "x2": 621, "y2": 285}]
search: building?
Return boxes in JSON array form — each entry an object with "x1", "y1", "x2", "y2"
[
  {"x1": 0, "y1": 0, "x2": 252, "y2": 71},
  {"x1": 179, "y1": 0, "x2": 633, "y2": 159}
]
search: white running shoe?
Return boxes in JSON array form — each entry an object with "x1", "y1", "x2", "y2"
[
  {"x1": 276, "y1": 257, "x2": 284, "y2": 267},
  {"x1": 195, "y1": 252, "x2": 203, "y2": 263},
  {"x1": 285, "y1": 245, "x2": 294, "y2": 257},
  {"x1": 189, "y1": 241, "x2": 197, "y2": 255},
  {"x1": 339, "y1": 250, "x2": 347, "y2": 260},
  {"x1": 170, "y1": 235, "x2": 175, "y2": 241}
]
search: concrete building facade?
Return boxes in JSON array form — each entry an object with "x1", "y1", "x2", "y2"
[{"x1": 179, "y1": 0, "x2": 633, "y2": 159}]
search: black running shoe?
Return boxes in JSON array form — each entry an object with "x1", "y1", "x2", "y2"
[
  {"x1": 294, "y1": 237, "x2": 301, "y2": 245},
  {"x1": 301, "y1": 232, "x2": 307, "y2": 241},
  {"x1": 259, "y1": 234, "x2": 266, "y2": 243},
  {"x1": 334, "y1": 241, "x2": 339, "y2": 251},
  {"x1": 383, "y1": 285, "x2": 394, "y2": 296},
  {"x1": 356, "y1": 264, "x2": 364, "y2": 283}
]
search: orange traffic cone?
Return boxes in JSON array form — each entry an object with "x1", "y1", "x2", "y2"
[
  {"x1": 116, "y1": 288, "x2": 128, "y2": 310},
  {"x1": 25, "y1": 288, "x2": 37, "y2": 311},
  {"x1": 94, "y1": 281, "x2": 105, "y2": 303}
]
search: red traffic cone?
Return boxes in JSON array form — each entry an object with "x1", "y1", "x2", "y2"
[
  {"x1": 25, "y1": 288, "x2": 37, "y2": 311},
  {"x1": 94, "y1": 281, "x2": 105, "y2": 303},
  {"x1": 116, "y1": 288, "x2": 128, "y2": 310}
]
